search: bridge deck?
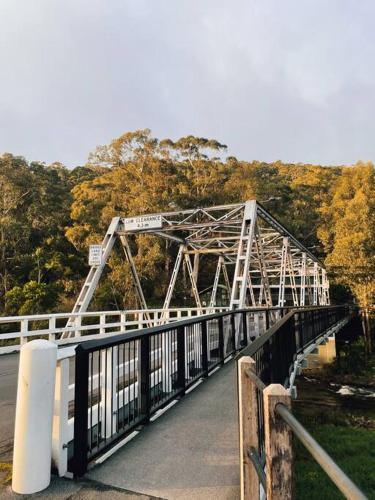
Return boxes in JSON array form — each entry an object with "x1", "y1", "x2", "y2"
[{"x1": 87, "y1": 360, "x2": 240, "y2": 500}]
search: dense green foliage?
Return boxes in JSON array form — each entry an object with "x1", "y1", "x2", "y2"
[{"x1": 1, "y1": 129, "x2": 374, "y2": 315}]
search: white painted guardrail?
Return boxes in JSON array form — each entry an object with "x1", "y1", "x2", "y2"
[{"x1": 0, "y1": 307, "x2": 228, "y2": 354}]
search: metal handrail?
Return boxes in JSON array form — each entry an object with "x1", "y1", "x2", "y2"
[
  {"x1": 75, "y1": 306, "x2": 346, "y2": 353},
  {"x1": 275, "y1": 403, "x2": 368, "y2": 500}
]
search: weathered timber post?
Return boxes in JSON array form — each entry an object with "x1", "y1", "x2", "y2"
[
  {"x1": 263, "y1": 384, "x2": 293, "y2": 500},
  {"x1": 238, "y1": 356, "x2": 259, "y2": 500}
]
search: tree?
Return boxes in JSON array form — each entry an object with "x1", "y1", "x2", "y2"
[
  {"x1": 66, "y1": 130, "x2": 230, "y2": 308},
  {"x1": 0, "y1": 154, "x2": 34, "y2": 305},
  {"x1": 5, "y1": 281, "x2": 59, "y2": 315},
  {"x1": 0, "y1": 154, "x2": 83, "y2": 313},
  {"x1": 319, "y1": 163, "x2": 375, "y2": 353},
  {"x1": 1, "y1": 130, "x2": 373, "y2": 321}
]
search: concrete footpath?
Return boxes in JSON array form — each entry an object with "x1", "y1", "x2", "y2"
[
  {"x1": 87, "y1": 360, "x2": 240, "y2": 500},
  {"x1": 0, "y1": 477, "x2": 158, "y2": 499},
  {"x1": 0, "y1": 358, "x2": 240, "y2": 499}
]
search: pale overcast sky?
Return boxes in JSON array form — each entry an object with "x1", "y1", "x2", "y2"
[{"x1": 0, "y1": 0, "x2": 374, "y2": 167}]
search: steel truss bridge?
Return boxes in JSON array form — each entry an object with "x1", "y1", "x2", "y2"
[
  {"x1": 5, "y1": 201, "x2": 365, "y2": 498},
  {"x1": 1, "y1": 200, "x2": 330, "y2": 353},
  {"x1": 68, "y1": 200, "x2": 329, "y2": 330}
]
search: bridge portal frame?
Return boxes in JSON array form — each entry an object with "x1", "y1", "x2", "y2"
[{"x1": 69, "y1": 200, "x2": 329, "y2": 324}]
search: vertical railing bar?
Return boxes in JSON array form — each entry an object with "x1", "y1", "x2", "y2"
[
  {"x1": 104, "y1": 348, "x2": 107, "y2": 444},
  {"x1": 177, "y1": 325, "x2": 186, "y2": 393},
  {"x1": 90, "y1": 352, "x2": 93, "y2": 452},
  {"x1": 140, "y1": 334, "x2": 150, "y2": 422},
  {"x1": 117, "y1": 345, "x2": 119, "y2": 433},
  {"x1": 129, "y1": 341, "x2": 131, "y2": 427},
  {"x1": 72, "y1": 344, "x2": 89, "y2": 476},
  {"x1": 202, "y1": 320, "x2": 208, "y2": 376},
  {"x1": 110, "y1": 347, "x2": 113, "y2": 439},
  {"x1": 121, "y1": 342, "x2": 124, "y2": 430},
  {"x1": 218, "y1": 315, "x2": 224, "y2": 364},
  {"x1": 98, "y1": 348, "x2": 101, "y2": 446},
  {"x1": 231, "y1": 313, "x2": 236, "y2": 354}
]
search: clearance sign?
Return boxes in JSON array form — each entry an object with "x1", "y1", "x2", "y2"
[{"x1": 124, "y1": 215, "x2": 163, "y2": 231}]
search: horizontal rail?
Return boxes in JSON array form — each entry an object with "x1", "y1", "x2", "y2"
[
  {"x1": 275, "y1": 403, "x2": 368, "y2": 500},
  {"x1": 0, "y1": 307, "x2": 229, "y2": 354},
  {"x1": 0, "y1": 307, "x2": 228, "y2": 323},
  {"x1": 75, "y1": 306, "x2": 342, "y2": 353}
]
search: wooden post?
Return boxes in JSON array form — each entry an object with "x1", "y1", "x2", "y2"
[
  {"x1": 263, "y1": 384, "x2": 293, "y2": 500},
  {"x1": 238, "y1": 356, "x2": 259, "y2": 500}
]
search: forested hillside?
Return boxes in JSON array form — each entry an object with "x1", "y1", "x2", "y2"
[{"x1": 1, "y1": 129, "x2": 374, "y2": 328}]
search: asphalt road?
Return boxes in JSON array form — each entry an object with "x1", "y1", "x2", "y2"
[{"x1": 0, "y1": 353, "x2": 18, "y2": 463}]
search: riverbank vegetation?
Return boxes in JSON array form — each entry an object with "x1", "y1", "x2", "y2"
[
  {"x1": 293, "y1": 320, "x2": 375, "y2": 498},
  {"x1": 1, "y1": 129, "x2": 374, "y2": 340}
]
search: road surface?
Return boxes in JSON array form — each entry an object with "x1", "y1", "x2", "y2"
[{"x1": 0, "y1": 353, "x2": 18, "y2": 462}]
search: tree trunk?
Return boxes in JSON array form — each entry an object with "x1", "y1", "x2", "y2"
[
  {"x1": 365, "y1": 307, "x2": 372, "y2": 354},
  {"x1": 361, "y1": 307, "x2": 372, "y2": 358}
]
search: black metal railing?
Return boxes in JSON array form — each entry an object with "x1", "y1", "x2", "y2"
[
  {"x1": 238, "y1": 305, "x2": 353, "y2": 476},
  {"x1": 240, "y1": 305, "x2": 350, "y2": 386},
  {"x1": 69, "y1": 305, "x2": 349, "y2": 476}
]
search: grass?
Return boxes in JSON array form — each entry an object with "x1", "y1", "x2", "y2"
[
  {"x1": 293, "y1": 330, "x2": 375, "y2": 499},
  {"x1": 0, "y1": 462, "x2": 12, "y2": 486},
  {"x1": 293, "y1": 423, "x2": 375, "y2": 499}
]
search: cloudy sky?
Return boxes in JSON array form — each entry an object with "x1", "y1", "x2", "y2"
[{"x1": 0, "y1": 0, "x2": 374, "y2": 167}]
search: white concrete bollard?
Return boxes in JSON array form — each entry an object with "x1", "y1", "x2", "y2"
[{"x1": 12, "y1": 339, "x2": 57, "y2": 494}]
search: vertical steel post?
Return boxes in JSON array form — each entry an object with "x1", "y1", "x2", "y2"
[
  {"x1": 218, "y1": 315, "x2": 225, "y2": 363},
  {"x1": 73, "y1": 345, "x2": 89, "y2": 477},
  {"x1": 201, "y1": 320, "x2": 208, "y2": 376},
  {"x1": 139, "y1": 336, "x2": 150, "y2": 422},
  {"x1": 177, "y1": 325, "x2": 186, "y2": 394},
  {"x1": 300, "y1": 252, "x2": 307, "y2": 307}
]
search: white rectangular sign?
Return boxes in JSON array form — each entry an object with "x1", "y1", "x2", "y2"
[
  {"x1": 89, "y1": 245, "x2": 103, "y2": 266},
  {"x1": 124, "y1": 214, "x2": 163, "y2": 231}
]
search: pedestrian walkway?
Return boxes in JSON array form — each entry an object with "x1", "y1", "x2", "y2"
[{"x1": 87, "y1": 361, "x2": 240, "y2": 500}]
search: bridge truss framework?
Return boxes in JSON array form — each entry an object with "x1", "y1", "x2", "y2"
[{"x1": 70, "y1": 200, "x2": 330, "y2": 324}]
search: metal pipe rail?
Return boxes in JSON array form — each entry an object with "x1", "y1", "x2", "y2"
[
  {"x1": 276, "y1": 403, "x2": 368, "y2": 500},
  {"x1": 239, "y1": 305, "x2": 351, "y2": 388}
]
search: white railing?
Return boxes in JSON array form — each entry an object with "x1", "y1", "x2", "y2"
[{"x1": 0, "y1": 307, "x2": 228, "y2": 355}]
